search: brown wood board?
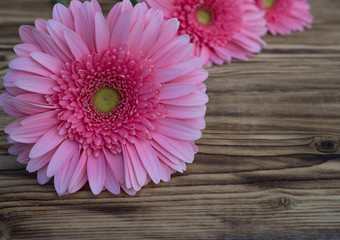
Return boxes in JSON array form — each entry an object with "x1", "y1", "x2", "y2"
[{"x1": 0, "y1": 0, "x2": 340, "y2": 239}]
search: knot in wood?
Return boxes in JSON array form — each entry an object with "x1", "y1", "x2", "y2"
[
  {"x1": 314, "y1": 136, "x2": 340, "y2": 153},
  {"x1": 278, "y1": 197, "x2": 293, "y2": 209}
]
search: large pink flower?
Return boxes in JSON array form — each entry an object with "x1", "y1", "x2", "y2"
[
  {"x1": 139, "y1": 0, "x2": 267, "y2": 66},
  {"x1": 256, "y1": 0, "x2": 313, "y2": 35},
  {"x1": 0, "y1": 0, "x2": 208, "y2": 196}
]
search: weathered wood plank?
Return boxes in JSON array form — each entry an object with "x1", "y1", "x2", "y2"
[{"x1": 1, "y1": 0, "x2": 340, "y2": 239}]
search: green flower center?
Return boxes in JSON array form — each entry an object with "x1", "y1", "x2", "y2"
[
  {"x1": 263, "y1": 0, "x2": 276, "y2": 8},
  {"x1": 93, "y1": 87, "x2": 121, "y2": 113},
  {"x1": 197, "y1": 9, "x2": 212, "y2": 24}
]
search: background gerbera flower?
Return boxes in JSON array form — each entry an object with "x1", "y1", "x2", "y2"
[
  {"x1": 0, "y1": 0, "x2": 208, "y2": 196},
  {"x1": 139, "y1": 0, "x2": 267, "y2": 66},
  {"x1": 256, "y1": 0, "x2": 313, "y2": 35}
]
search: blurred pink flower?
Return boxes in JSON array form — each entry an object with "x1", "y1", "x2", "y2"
[
  {"x1": 139, "y1": 0, "x2": 267, "y2": 66},
  {"x1": 0, "y1": 0, "x2": 208, "y2": 196},
  {"x1": 256, "y1": 0, "x2": 313, "y2": 35}
]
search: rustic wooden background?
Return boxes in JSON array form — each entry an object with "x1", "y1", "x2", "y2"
[{"x1": 1, "y1": 0, "x2": 340, "y2": 239}]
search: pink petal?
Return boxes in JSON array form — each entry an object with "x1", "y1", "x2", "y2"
[
  {"x1": 159, "y1": 161, "x2": 174, "y2": 182},
  {"x1": 164, "y1": 59, "x2": 199, "y2": 77},
  {"x1": 170, "y1": 68, "x2": 208, "y2": 85},
  {"x1": 16, "y1": 93, "x2": 52, "y2": 107},
  {"x1": 233, "y1": 33, "x2": 262, "y2": 53},
  {"x1": 95, "y1": 12, "x2": 110, "y2": 55},
  {"x1": 165, "y1": 105, "x2": 206, "y2": 119},
  {"x1": 126, "y1": 20, "x2": 143, "y2": 54},
  {"x1": 20, "y1": 110, "x2": 57, "y2": 128},
  {"x1": 4, "y1": 69, "x2": 40, "y2": 85},
  {"x1": 91, "y1": 0, "x2": 103, "y2": 15},
  {"x1": 130, "y1": 2, "x2": 149, "y2": 27},
  {"x1": 3, "y1": 96, "x2": 40, "y2": 117},
  {"x1": 147, "y1": 18, "x2": 179, "y2": 58},
  {"x1": 37, "y1": 165, "x2": 52, "y2": 185},
  {"x1": 105, "y1": 165, "x2": 120, "y2": 195},
  {"x1": 32, "y1": 29, "x2": 69, "y2": 62},
  {"x1": 153, "y1": 68, "x2": 184, "y2": 84},
  {"x1": 144, "y1": 0, "x2": 175, "y2": 18},
  {"x1": 121, "y1": 0, "x2": 133, "y2": 11},
  {"x1": 74, "y1": 8, "x2": 96, "y2": 52},
  {"x1": 148, "y1": 139, "x2": 180, "y2": 165},
  {"x1": 180, "y1": 117, "x2": 206, "y2": 130},
  {"x1": 156, "y1": 118, "x2": 202, "y2": 141},
  {"x1": 158, "y1": 83, "x2": 195, "y2": 100},
  {"x1": 151, "y1": 132, "x2": 194, "y2": 163},
  {"x1": 4, "y1": 118, "x2": 22, "y2": 135},
  {"x1": 68, "y1": 150, "x2": 88, "y2": 193},
  {"x1": 22, "y1": 111, "x2": 58, "y2": 128},
  {"x1": 122, "y1": 144, "x2": 142, "y2": 191},
  {"x1": 35, "y1": 19, "x2": 48, "y2": 33},
  {"x1": 150, "y1": 34, "x2": 190, "y2": 66},
  {"x1": 17, "y1": 145, "x2": 32, "y2": 164},
  {"x1": 9, "y1": 57, "x2": 52, "y2": 77},
  {"x1": 152, "y1": 35, "x2": 191, "y2": 68},
  {"x1": 27, "y1": 149, "x2": 56, "y2": 173},
  {"x1": 30, "y1": 52, "x2": 63, "y2": 75},
  {"x1": 87, "y1": 152, "x2": 106, "y2": 195},
  {"x1": 64, "y1": 29, "x2": 90, "y2": 60},
  {"x1": 80, "y1": 2, "x2": 96, "y2": 51},
  {"x1": 19, "y1": 25, "x2": 36, "y2": 44},
  {"x1": 103, "y1": 148, "x2": 124, "y2": 184},
  {"x1": 125, "y1": 142, "x2": 147, "y2": 187},
  {"x1": 47, "y1": 139, "x2": 78, "y2": 177},
  {"x1": 52, "y1": 3, "x2": 74, "y2": 30},
  {"x1": 14, "y1": 44, "x2": 41, "y2": 57},
  {"x1": 10, "y1": 94, "x2": 54, "y2": 116},
  {"x1": 134, "y1": 139, "x2": 161, "y2": 184},
  {"x1": 106, "y1": 1, "x2": 122, "y2": 33},
  {"x1": 199, "y1": 44, "x2": 211, "y2": 65},
  {"x1": 54, "y1": 148, "x2": 80, "y2": 195},
  {"x1": 8, "y1": 143, "x2": 29, "y2": 155},
  {"x1": 0, "y1": 93, "x2": 26, "y2": 117},
  {"x1": 7, "y1": 118, "x2": 58, "y2": 144},
  {"x1": 161, "y1": 91, "x2": 208, "y2": 107},
  {"x1": 3, "y1": 84, "x2": 27, "y2": 97},
  {"x1": 110, "y1": 10, "x2": 130, "y2": 47},
  {"x1": 155, "y1": 149, "x2": 186, "y2": 173},
  {"x1": 14, "y1": 75, "x2": 57, "y2": 94},
  {"x1": 7, "y1": 136, "x2": 16, "y2": 144},
  {"x1": 140, "y1": 18, "x2": 160, "y2": 55},
  {"x1": 121, "y1": 185, "x2": 137, "y2": 196},
  {"x1": 46, "y1": 20, "x2": 74, "y2": 60},
  {"x1": 30, "y1": 127, "x2": 65, "y2": 159},
  {"x1": 69, "y1": 0, "x2": 82, "y2": 16}
]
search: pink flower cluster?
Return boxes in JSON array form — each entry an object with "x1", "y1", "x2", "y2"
[
  {"x1": 140, "y1": 0, "x2": 313, "y2": 66},
  {"x1": 0, "y1": 0, "x2": 313, "y2": 196}
]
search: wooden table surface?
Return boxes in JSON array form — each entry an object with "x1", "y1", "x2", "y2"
[{"x1": 1, "y1": 0, "x2": 340, "y2": 239}]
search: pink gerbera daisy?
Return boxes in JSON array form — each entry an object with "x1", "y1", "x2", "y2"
[
  {"x1": 139, "y1": 0, "x2": 267, "y2": 66},
  {"x1": 256, "y1": 0, "x2": 313, "y2": 35},
  {"x1": 0, "y1": 0, "x2": 208, "y2": 196}
]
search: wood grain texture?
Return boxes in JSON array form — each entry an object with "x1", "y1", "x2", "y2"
[{"x1": 1, "y1": 0, "x2": 340, "y2": 239}]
